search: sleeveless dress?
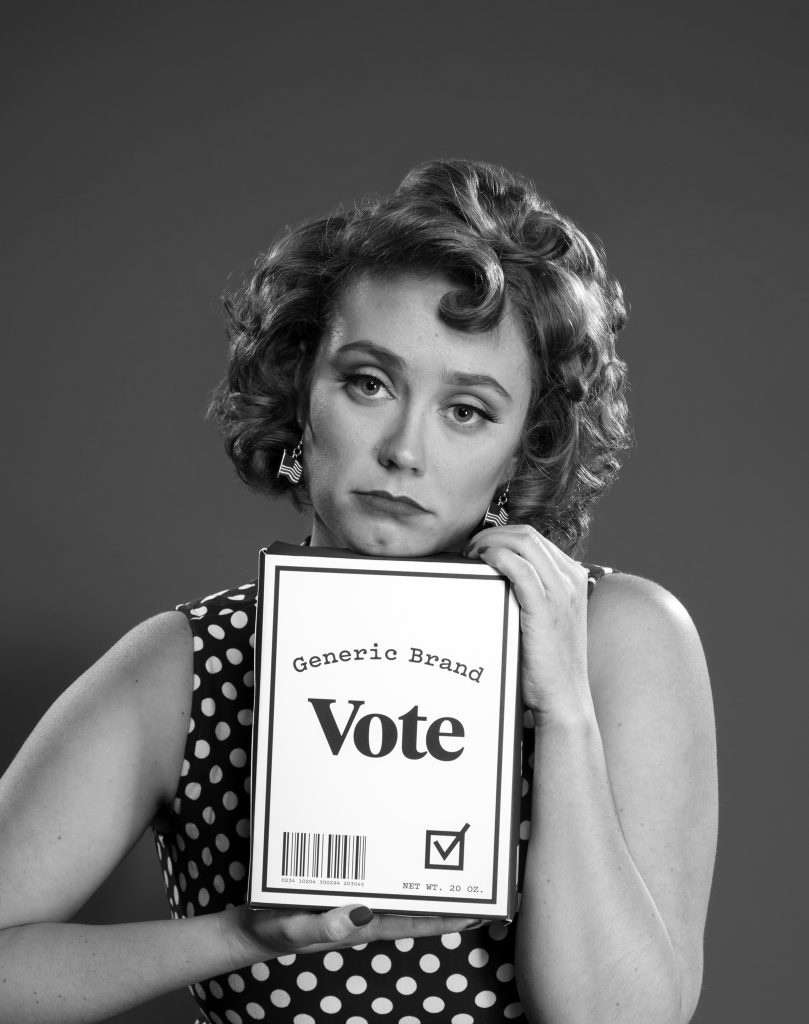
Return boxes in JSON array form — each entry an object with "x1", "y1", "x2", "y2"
[{"x1": 152, "y1": 557, "x2": 616, "y2": 1024}]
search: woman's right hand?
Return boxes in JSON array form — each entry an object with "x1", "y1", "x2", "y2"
[{"x1": 225, "y1": 903, "x2": 480, "y2": 965}]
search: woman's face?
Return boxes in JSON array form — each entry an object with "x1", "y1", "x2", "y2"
[{"x1": 301, "y1": 272, "x2": 533, "y2": 557}]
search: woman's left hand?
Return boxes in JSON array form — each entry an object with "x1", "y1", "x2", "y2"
[{"x1": 463, "y1": 524, "x2": 593, "y2": 721}]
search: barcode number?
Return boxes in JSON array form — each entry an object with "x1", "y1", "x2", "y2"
[{"x1": 281, "y1": 831, "x2": 367, "y2": 880}]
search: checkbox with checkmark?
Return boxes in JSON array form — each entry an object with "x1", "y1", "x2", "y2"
[{"x1": 424, "y1": 822, "x2": 470, "y2": 870}]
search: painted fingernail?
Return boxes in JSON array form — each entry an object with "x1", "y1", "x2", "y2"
[
  {"x1": 349, "y1": 906, "x2": 374, "y2": 926},
  {"x1": 463, "y1": 919, "x2": 485, "y2": 930}
]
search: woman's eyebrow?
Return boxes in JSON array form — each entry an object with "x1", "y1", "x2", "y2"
[
  {"x1": 333, "y1": 341, "x2": 513, "y2": 403},
  {"x1": 332, "y1": 340, "x2": 405, "y2": 372},
  {"x1": 441, "y1": 371, "x2": 513, "y2": 403}
]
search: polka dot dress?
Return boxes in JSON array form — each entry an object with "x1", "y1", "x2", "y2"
[{"x1": 153, "y1": 559, "x2": 615, "y2": 1023}]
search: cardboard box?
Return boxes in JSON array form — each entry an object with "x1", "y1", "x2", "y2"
[{"x1": 247, "y1": 541, "x2": 523, "y2": 920}]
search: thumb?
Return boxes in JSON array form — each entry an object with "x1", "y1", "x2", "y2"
[{"x1": 310, "y1": 904, "x2": 375, "y2": 945}]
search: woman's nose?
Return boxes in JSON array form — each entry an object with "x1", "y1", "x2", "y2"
[{"x1": 376, "y1": 406, "x2": 426, "y2": 473}]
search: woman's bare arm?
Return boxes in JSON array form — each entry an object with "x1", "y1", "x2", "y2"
[
  {"x1": 514, "y1": 574, "x2": 718, "y2": 1024},
  {"x1": 0, "y1": 612, "x2": 472, "y2": 1023}
]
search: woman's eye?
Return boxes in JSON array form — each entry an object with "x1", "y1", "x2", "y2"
[
  {"x1": 345, "y1": 372, "x2": 389, "y2": 398},
  {"x1": 448, "y1": 403, "x2": 490, "y2": 425}
]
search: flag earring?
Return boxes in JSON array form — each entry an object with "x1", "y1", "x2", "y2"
[
  {"x1": 482, "y1": 482, "x2": 510, "y2": 528},
  {"x1": 277, "y1": 439, "x2": 303, "y2": 484}
]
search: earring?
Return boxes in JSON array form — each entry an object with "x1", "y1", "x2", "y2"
[
  {"x1": 277, "y1": 439, "x2": 303, "y2": 484},
  {"x1": 482, "y1": 482, "x2": 510, "y2": 528}
]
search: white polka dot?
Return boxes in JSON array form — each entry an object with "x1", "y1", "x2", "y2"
[
  {"x1": 225, "y1": 1011, "x2": 242, "y2": 1024},
  {"x1": 185, "y1": 781, "x2": 201, "y2": 800},
  {"x1": 351, "y1": 942, "x2": 367, "y2": 950},
  {"x1": 441, "y1": 931, "x2": 461, "y2": 949},
  {"x1": 193, "y1": 635, "x2": 204, "y2": 652},
  {"x1": 193, "y1": 982, "x2": 206, "y2": 999},
  {"x1": 213, "y1": 874, "x2": 225, "y2": 893},
  {"x1": 223, "y1": 791, "x2": 239, "y2": 810},
  {"x1": 216, "y1": 833, "x2": 230, "y2": 852},
  {"x1": 521, "y1": 777, "x2": 529, "y2": 796},
  {"x1": 400, "y1": 1017, "x2": 421, "y2": 1024},
  {"x1": 208, "y1": 624, "x2": 226, "y2": 639},
  {"x1": 346, "y1": 1018, "x2": 368, "y2": 1024},
  {"x1": 187, "y1": 717, "x2": 195, "y2": 733},
  {"x1": 177, "y1": 835, "x2": 185, "y2": 851},
  {"x1": 419, "y1": 953, "x2": 440, "y2": 973},
  {"x1": 215, "y1": 722, "x2": 231, "y2": 741},
  {"x1": 180, "y1": 758, "x2": 190, "y2": 777},
  {"x1": 231, "y1": 610, "x2": 249, "y2": 629},
  {"x1": 179, "y1": 873, "x2": 187, "y2": 891},
  {"x1": 230, "y1": 748, "x2": 247, "y2": 768},
  {"x1": 238, "y1": 708, "x2": 253, "y2": 726},
  {"x1": 249, "y1": 634, "x2": 255, "y2": 648},
  {"x1": 229, "y1": 861, "x2": 246, "y2": 880},
  {"x1": 372, "y1": 953, "x2": 392, "y2": 973},
  {"x1": 223, "y1": 681, "x2": 238, "y2": 700},
  {"x1": 228, "y1": 973, "x2": 245, "y2": 993},
  {"x1": 293, "y1": 1016, "x2": 316, "y2": 1024},
  {"x1": 251, "y1": 962, "x2": 270, "y2": 981},
  {"x1": 346, "y1": 975, "x2": 367, "y2": 994},
  {"x1": 504, "y1": 1003, "x2": 524, "y2": 1019},
  {"x1": 371, "y1": 997, "x2": 393, "y2": 1013},
  {"x1": 246, "y1": 1003, "x2": 266, "y2": 1019},
  {"x1": 451, "y1": 1016, "x2": 474, "y2": 1024},
  {"x1": 209, "y1": 764, "x2": 224, "y2": 783},
  {"x1": 423, "y1": 996, "x2": 445, "y2": 1013},
  {"x1": 193, "y1": 674, "x2": 201, "y2": 691},
  {"x1": 395, "y1": 937, "x2": 414, "y2": 952},
  {"x1": 190, "y1": 605, "x2": 207, "y2": 618},
  {"x1": 323, "y1": 951, "x2": 343, "y2": 971},
  {"x1": 236, "y1": 819, "x2": 250, "y2": 837},
  {"x1": 205, "y1": 656, "x2": 223, "y2": 675},
  {"x1": 194, "y1": 739, "x2": 210, "y2": 758},
  {"x1": 209, "y1": 980, "x2": 223, "y2": 999},
  {"x1": 296, "y1": 970, "x2": 317, "y2": 991},
  {"x1": 528, "y1": 751, "x2": 535, "y2": 769},
  {"x1": 467, "y1": 947, "x2": 489, "y2": 968},
  {"x1": 188, "y1": 861, "x2": 199, "y2": 879},
  {"x1": 198, "y1": 888, "x2": 210, "y2": 907},
  {"x1": 185, "y1": 823, "x2": 199, "y2": 840},
  {"x1": 320, "y1": 995, "x2": 342, "y2": 1013},
  {"x1": 268, "y1": 990, "x2": 289, "y2": 1008},
  {"x1": 277, "y1": 954, "x2": 297, "y2": 966},
  {"x1": 474, "y1": 990, "x2": 496, "y2": 1008},
  {"x1": 202, "y1": 806, "x2": 216, "y2": 825},
  {"x1": 396, "y1": 976, "x2": 417, "y2": 995},
  {"x1": 488, "y1": 922, "x2": 509, "y2": 941},
  {"x1": 201, "y1": 697, "x2": 216, "y2": 716},
  {"x1": 226, "y1": 647, "x2": 244, "y2": 665},
  {"x1": 201, "y1": 847, "x2": 213, "y2": 866},
  {"x1": 447, "y1": 973, "x2": 468, "y2": 992},
  {"x1": 496, "y1": 962, "x2": 515, "y2": 982},
  {"x1": 519, "y1": 820, "x2": 531, "y2": 840}
]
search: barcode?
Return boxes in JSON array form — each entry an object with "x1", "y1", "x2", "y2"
[{"x1": 281, "y1": 831, "x2": 367, "y2": 880}]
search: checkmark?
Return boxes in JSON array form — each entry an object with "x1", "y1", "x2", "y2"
[
  {"x1": 425, "y1": 823, "x2": 470, "y2": 870},
  {"x1": 433, "y1": 822, "x2": 470, "y2": 861}
]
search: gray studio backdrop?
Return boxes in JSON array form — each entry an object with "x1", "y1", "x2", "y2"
[{"x1": 2, "y1": 3, "x2": 806, "y2": 1022}]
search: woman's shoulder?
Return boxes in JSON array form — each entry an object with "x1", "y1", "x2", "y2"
[{"x1": 584, "y1": 567, "x2": 711, "y2": 712}]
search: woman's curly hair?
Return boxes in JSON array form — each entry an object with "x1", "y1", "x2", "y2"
[{"x1": 209, "y1": 159, "x2": 631, "y2": 554}]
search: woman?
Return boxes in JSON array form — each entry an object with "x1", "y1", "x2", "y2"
[{"x1": 0, "y1": 160, "x2": 717, "y2": 1024}]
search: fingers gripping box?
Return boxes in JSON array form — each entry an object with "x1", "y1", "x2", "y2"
[{"x1": 247, "y1": 542, "x2": 523, "y2": 920}]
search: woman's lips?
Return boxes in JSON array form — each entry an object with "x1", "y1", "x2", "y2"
[{"x1": 354, "y1": 491, "x2": 430, "y2": 516}]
